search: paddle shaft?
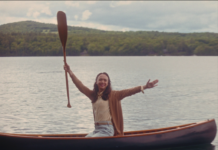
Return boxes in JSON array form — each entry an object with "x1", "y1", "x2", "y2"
[{"x1": 63, "y1": 47, "x2": 70, "y2": 108}]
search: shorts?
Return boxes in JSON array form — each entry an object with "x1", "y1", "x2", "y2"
[{"x1": 85, "y1": 121, "x2": 114, "y2": 137}]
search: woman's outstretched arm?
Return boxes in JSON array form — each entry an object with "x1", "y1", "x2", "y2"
[
  {"x1": 116, "y1": 79, "x2": 159, "y2": 100},
  {"x1": 64, "y1": 63, "x2": 93, "y2": 100}
]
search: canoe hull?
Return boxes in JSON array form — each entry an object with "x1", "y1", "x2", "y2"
[{"x1": 0, "y1": 119, "x2": 216, "y2": 150}]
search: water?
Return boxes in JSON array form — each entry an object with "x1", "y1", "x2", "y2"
[{"x1": 0, "y1": 56, "x2": 217, "y2": 149}]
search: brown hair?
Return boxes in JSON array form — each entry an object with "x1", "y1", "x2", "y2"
[{"x1": 92, "y1": 72, "x2": 112, "y2": 103}]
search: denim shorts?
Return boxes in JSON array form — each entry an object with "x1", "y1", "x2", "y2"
[{"x1": 85, "y1": 121, "x2": 114, "y2": 137}]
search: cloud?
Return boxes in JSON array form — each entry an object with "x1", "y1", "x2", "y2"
[
  {"x1": 65, "y1": 1, "x2": 80, "y2": 7},
  {"x1": 74, "y1": 15, "x2": 78, "y2": 20},
  {"x1": 0, "y1": 14, "x2": 29, "y2": 25},
  {"x1": 110, "y1": 1, "x2": 132, "y2": 8},
  {"x1": 87, "y1": 1, "x2": 97, "y2": 5},
  {"x1": 0, "y1": 1, "x2": 54, "y2": 24},
  {"x1": 64, "y1": 1, "x2": 97, "y2": 8},
  {"x1": 26, "y1": 6, "x2": 52, "y2": 18},
  {"x1": 41, "y1": 7, "x2": 52, "y2": 16},
  {"x1": 26, "y1": 8, "x2": 40, "y2": 18},
  {"x1": 32, "y1": 12, "x2": 40, "y2": 18},
  {"x1": 68, "y1": 20, "x2": 130, "y2": 31},
  {"x1": 121, "y1": 28, "x2": 130, "y2": 32},
  {"x1": 0, "y1": 1, "x2": 217, "y2": 33},
  {"x1": 33, "y1": 17, "x2": 57, "y2": 25},
  {"x1": 26, "y1": 8, "x2": 33, "y2": 17},
  {"x1": 86, "y1": 1, "x2": 218, "y2": 33},
  {"x1": 81, "y1": 10, "x2": 92, "y2": 21}
]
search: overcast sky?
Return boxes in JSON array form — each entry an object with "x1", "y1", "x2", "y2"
[{"x1": 0, "y1": 1, "x2": 217, "y2": 33}]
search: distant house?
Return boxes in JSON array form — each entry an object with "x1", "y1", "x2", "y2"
[{"x1": 80, "y1": 50, "x2": 89, "y2": 56}]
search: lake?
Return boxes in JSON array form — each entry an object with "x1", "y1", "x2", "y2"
[{"x1": 0, "y1": 56, "x2": 217, "y2": 150}]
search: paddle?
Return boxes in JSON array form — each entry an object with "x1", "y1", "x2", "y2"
[{"x1": 57, "y1": 11, "x2": 71, "y2": 108}]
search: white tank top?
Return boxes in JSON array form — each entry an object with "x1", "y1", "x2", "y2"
[{"x1": 92, "y1": 94, "x2": 112, "y2": 123}]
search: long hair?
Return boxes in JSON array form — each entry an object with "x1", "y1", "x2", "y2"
[{"x1": 92, "y1": 72, "x2": 112, "y2": 103}]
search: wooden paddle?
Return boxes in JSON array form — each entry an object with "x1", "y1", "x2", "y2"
[{"x1": 57, "y1": 11, "x2": 71, "y2": 108}]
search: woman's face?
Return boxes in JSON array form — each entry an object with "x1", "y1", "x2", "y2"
[{"x1": 96, "y1": 74, "x2": 109, "y2": 92}]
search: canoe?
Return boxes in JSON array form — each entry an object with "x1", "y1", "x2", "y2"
[{"x1": 0, "y1": 119, "x2": 216, "y2": 150}]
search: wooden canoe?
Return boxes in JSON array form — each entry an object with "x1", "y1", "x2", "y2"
[{"x1": 0, "y1": 119, "x2": 216, "y2": 150}]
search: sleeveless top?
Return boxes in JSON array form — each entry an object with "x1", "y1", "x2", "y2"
[{"x1": 92, "y1": 92, "x2": 112, "y2": 122}]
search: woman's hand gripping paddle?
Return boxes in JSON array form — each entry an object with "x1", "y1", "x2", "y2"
[{"x1": 57, "y1": 11, "x2": 71, "y2": 108}]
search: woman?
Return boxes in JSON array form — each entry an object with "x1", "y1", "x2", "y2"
[{"x1": 64, "y1": 63, "x2": 158, "y2": 137}]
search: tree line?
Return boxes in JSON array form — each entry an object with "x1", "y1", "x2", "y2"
[{"x1": 0, "y1": 31, "x2": 217, "y2": 56}]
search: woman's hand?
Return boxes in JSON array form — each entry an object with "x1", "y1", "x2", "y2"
[
  {"x1": 143, "y1": 79, "x2": 158, "y2": 89},
  {"x1": 63, "y1": 63, "x2": 71, "y2": 73}
]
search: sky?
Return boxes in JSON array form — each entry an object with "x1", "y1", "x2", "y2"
[{"x1": 0, "y1": 1, "x2": 217, "y2": 33}]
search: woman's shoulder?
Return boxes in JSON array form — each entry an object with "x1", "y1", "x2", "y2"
[
  {"x1": 109, "y1": 90, "x2": 121, "y2": 98},
  {"x1": 110, "y1": 90, "x2": 118, "y2": 94}
]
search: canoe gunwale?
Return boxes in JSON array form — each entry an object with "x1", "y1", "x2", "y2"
[{"x1": 0, "y1": 119, "x2": 216, "y2": 140}]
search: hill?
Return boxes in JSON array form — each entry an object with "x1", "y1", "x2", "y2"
[
  {"x1": 0, "y1": 21, "x2": 105, "y2": 34},
  {"x1": 0, "y1": 21, "x2": 217, "y2": 56}
]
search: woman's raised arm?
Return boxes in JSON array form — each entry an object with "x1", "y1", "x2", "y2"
[{"x1": 64, "y1": 63, "x2": 93, "y2": 100}]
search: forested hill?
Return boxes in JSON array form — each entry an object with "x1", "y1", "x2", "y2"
[
  {"x1": 0, "y1": 21, "x2": 104, "y2": 34},
  {"x1": 0, "y1": 21, "x2": 217, "y2": 56}
]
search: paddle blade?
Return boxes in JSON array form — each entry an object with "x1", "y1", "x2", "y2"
[{"x1": 57, "y1": 11, "x2": 68, "y2": 48}]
